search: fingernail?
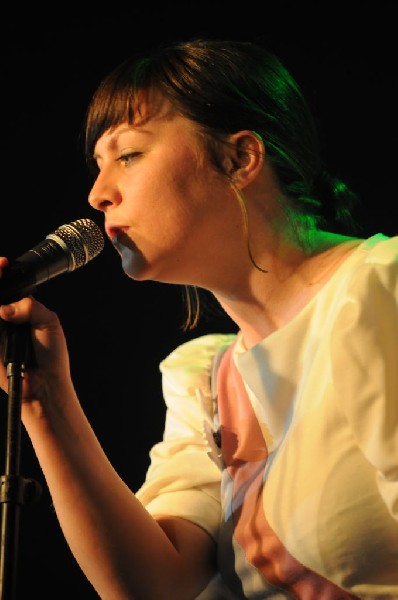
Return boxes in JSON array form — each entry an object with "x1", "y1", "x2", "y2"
[{"x1": 1, "y1": 305, "x2": 15, "y2": 317}]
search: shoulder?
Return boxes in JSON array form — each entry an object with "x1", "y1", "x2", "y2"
[
  {"x1": 331, "y1": 234, "x2": 397, "y2": 353},
  {"x1": 159, "y1": 333, "x2": 236, "y2": 396},
  {"x1": 360, "y1": 233, "x2": 398, "y2": 264},
  {"x1": 160, "y1": 332, "x2": 236, "y2": 374},
  {"x1": 345, "y1": 234, "x2": 397, "y2": 299}
]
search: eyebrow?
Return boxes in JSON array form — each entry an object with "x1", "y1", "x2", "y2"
[{"x1": 93, "y1": 125, "x2": 153, "y2": 161}]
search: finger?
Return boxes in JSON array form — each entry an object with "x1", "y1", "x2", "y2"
[
  {"x1": 0, "y1": 296, "x2": 33, "y2": 321},
  {"x1": 0, "y1": 296, "x2": 57, "y2": 329},
  {"x1": 0, "y1": 256, "x2": 9, "y2": 272}
]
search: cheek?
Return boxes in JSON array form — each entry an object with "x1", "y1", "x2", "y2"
[
  {"x1": 163, "y1": 152, "x2": 226, "y2": 218},
  {"x1": 125, "y1": 144, "x2": 228, "y2": 248},
  {"x1": 136, "y1": 156, "x2": 205, "y2": 227}
]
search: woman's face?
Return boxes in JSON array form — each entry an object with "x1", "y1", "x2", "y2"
[{"x1": 89, "y1": 95, "x2": 243, "y2": 288}]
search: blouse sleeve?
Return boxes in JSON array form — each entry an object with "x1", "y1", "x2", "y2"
[
  {"x1": 135, "y1": 333, "x2": 235, "y2": 540},
  {"x1": 331, "y1": 241, "x2": 398, "y2": 520}
]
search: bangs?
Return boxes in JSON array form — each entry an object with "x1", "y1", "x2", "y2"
[{"x1": 84, "y1": 58, "x2": 153, "y2": 170}]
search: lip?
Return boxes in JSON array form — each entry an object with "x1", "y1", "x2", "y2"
[{"x1": 105, "y1": 224, "x2": 127, "y2": 241}]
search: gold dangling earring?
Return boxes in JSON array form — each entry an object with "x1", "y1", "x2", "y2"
[{"x1": 231, "y1": 184, "x2": 268, "y2": 274}]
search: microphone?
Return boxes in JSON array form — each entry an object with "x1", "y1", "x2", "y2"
[{"x1": 0, "y1": 218, "x2": 105, "y2": 305}]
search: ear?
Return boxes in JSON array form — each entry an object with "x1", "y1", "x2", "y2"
[{"x1": 225, "y1": 130, "x2": 265, "y2": 189}]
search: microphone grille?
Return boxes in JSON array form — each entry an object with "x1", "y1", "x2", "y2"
[{"x1": 49, "y1": 218, "x2": 105, "y2": 270}]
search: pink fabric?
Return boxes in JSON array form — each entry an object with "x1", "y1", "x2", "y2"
[{"x1": 217, "y1": 343, "x2": 359, "y2": 599}]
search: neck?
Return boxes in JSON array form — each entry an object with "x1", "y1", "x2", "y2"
[{"x1": 213, "y1": 231, "x2": 362, "y2": 349}]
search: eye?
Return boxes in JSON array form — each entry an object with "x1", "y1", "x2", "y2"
[{"x1": 117, "y1": 152, "x2": 141, "y2": 166}]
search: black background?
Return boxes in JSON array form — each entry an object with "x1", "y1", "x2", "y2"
[{"x1": 0, "y1": 2, "x2": 397, "y2": 598}]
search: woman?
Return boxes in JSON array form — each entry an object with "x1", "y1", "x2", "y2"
[{"x1": 0, "y1": 38, "x2": 397, "y2": 599}]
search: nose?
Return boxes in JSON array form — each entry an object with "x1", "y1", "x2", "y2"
[{"x1": 88, "y1": 171, "x2": 121, "y2": 212}]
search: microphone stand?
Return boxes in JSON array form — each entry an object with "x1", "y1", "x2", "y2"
[{"x1": 0, "y1": 322, "x2": 42, "y2": 600}]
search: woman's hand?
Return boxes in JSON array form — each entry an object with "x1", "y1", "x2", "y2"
[{"x1": 0, "y1": 256, "x2": 71, "y2": 405}]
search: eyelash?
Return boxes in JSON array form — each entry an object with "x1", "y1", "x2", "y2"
[{"x1": 117, "y1": 152, "x2": 141, "y2": 165}]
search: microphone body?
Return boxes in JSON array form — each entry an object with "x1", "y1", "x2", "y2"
[{"x1": 0, "y1": 219, "x2": 104, "y2": 305}]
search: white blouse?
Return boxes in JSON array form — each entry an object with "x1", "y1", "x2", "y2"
[{"x1": 136, "y1": 234, "x2": 398, "y2": 598}]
